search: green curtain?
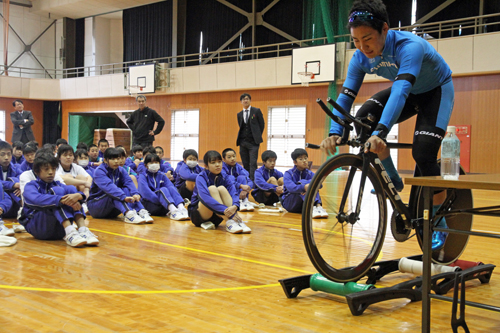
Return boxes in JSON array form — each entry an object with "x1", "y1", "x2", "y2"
[
  {"x1": 303, "y1": 0, "x2": 352, "y2": 162},
  {"x1": 69, "y1": 115, "x2": 117, "y2": 148}
]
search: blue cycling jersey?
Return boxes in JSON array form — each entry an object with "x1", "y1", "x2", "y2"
[{"x1": 330, "y1": 29, "x2": 452, "y2": 136}]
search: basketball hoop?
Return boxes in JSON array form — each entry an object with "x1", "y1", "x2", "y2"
[
  {"x1": 128, "y1": 84, "x2": 144, "y2": 98},
  {"x1": 297, "y1": 72, "x2": 315, "y2": 87}
]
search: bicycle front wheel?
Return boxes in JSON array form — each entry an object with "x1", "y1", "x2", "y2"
[{"x1": 302, "y1": 154, "x2": 387, "y2": 283}]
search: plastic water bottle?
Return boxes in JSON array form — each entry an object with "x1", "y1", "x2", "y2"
[{"x1": 440, "y1": 126, "x2": 460, "y2": 180}]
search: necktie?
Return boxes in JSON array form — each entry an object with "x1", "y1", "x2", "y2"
[{"x1": 244, "y1": 110, "x2": 249, "y2": 123}]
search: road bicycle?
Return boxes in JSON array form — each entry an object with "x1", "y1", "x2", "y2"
[{"x1": 302, "y1": 98, "x2": 473, "y2": 283}]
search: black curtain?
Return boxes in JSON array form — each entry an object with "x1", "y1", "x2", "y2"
[
  {"x1": 75, "y1": 18, "x2": 85, "y2": 77},
  {"x1": 384, "y1": 0, "x2": 412, "y2": 28},
  {"x1": 43, "y1": 101, "x2": 61, "y2": 145},
  {"x1": 123, "y1": 1, "x2": 173, "y2": 62}
]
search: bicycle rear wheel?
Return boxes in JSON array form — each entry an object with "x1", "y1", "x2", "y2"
[{"x1": 302, "y1": 154, "x2": 387, "y2": 283}]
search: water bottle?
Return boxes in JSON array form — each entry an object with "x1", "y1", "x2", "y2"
[{"x1": 440, "y1": 126, "x2": 460, "y2": 180}]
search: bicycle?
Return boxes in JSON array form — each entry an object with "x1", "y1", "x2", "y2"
[{"x1": 302, "y1": 98, "x2": 473, "y2": 283}]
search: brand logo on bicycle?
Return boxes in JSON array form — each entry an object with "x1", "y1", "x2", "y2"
[{"x1": 414, "y1": 131, "x2": 443, "y2": 140}]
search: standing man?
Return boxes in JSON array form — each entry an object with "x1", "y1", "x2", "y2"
[
  {"x1": 236, "y1": 93, "x2": 265, "y2": 181},
  {"x1": 126, "y1": 95, "x2": 165, "y2": 147},
  {"x1": 10, "y1": 100, "x2": 35, "y2": 144}
]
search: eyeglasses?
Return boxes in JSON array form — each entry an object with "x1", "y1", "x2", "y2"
[{"x1": 348, "y1": 11, "x2": 376, "y2": 23}]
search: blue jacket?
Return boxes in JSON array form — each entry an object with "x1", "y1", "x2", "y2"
[
  {"x1": 222, "y1": 162, "x2": 254, "y2": 190},
  {"x1": 190, "y1": 169, "x2": 240, "y2": 215},
  {"x1": 82, "y1": 165, "x2": 95, "y2": 178},
  {"x1": 174, "y1": 161, "x2": 203, "y2": 188},
  {"x1": 18, "y1": 160, "x2": 33, "y2": 173},
  {"x1": 89, "y1": 157, "x2": 102, "y2": 169},
  {"x1": 98, "y1": 150, "x2": 104, "y2": 159},
  {"x1": 89, "y1": 164, "x2": 139, "y2": 201},
  {"x1": 0, "y1": 162, "x2": 20, "y2": 191},
  {"x1": 253, "y1": 165, "x2": 283, "y2": 194},
  {"x1": 23, "y1": 178, "x2": 84, "y2": 213},
  {"x1": 138, "y1": 171, "x2": 176, "y2": 204},
  {"x1": 331, "y1": 29, "x2": 453, "y2": 136},
  {"x1": 12, "y1": 155, "x2": 25, "y2": 165},
  {"x1": 282, "y1": 166, "x2": 315, "y2": 199},
  {"x1": 125, "y1": 157, "x2": 141, "y2": 172},
  {"x1": 136, "y1": 162, "x2": 172, "y2": 176},
  {"x1": 0, "y1": 185, "x2": 13, "y2": 214}
]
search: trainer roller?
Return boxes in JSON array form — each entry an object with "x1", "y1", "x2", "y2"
[{"x1": 310, "y1": 273, "x2": 375, "y2": 296}]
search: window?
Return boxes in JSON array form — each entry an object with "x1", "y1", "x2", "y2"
[
  {"x1": 171, "y1": 109, "x2": 199, "y2": 161},
  {"x1": 267, "y1": 106, "x2": 306, "y2": 167},
  {"x1": 0, "y1": 111, "x2": 5, "y2": 141},
  {"x1": 349, "y1": 105, "x2": 399, "y2": 166}
]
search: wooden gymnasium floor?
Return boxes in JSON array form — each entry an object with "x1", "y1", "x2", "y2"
[{"x1": 1, "y1": 179, "x2": 500, "y2": 332}]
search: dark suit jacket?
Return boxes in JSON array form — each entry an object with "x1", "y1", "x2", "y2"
[
  {"x1": 11, "y1": 110, "x2": 35, "y2": 143},
  {"x1": 236, "y1": 106, "x2": 265, "y2": 146}
]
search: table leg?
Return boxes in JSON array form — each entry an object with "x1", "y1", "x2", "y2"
[{"x1": 422, "y1": 186, "x2": 433, "y2": 332}]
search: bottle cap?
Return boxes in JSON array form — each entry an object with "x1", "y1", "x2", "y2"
[{"x1": 447, "y1": 126, "x2": 456, "y2": 134}]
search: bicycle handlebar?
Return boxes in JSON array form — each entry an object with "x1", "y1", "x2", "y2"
[{"x1": 326, "y1": 98, "x2": 371, "y2": 130}]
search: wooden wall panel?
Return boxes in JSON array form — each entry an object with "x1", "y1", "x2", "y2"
[{"x1": 1, "y1": 98, "x2": 44, "y2": 145}]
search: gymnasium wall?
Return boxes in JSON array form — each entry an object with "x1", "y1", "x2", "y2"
[{"x1": 1, "y1": 97, "x2": 44, "y2": 144}]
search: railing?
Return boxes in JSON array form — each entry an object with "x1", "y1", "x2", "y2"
[{"x1": 0, "y1": 13, "x2": 499, "y2": 79}]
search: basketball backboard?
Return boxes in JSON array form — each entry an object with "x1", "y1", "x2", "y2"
[
  {"x1": 128, "y1": 63, "x2": 156, "y2": 95},
  {"x1": 291, "y1": 44, "x2": 336, "y2": 85}
]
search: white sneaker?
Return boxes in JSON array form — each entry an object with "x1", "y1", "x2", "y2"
[
  {"x1": 226, "y1": 220, "x2": 243, "y2": 234},
  {"x1": 79, "y1": 229, "x2": 99, "y2": 246},
  {"x1": 318, "y1": 206, "x2": 328, "y2": 218},
  {"x1": 239, "y1": 200, "x2": 249, "y2": 212},
  {"x1": 13, "y1": 224, "x2": 26, "y2": 233},
  {"x1": 312, "y1": 207, "x2": 322, "y2": 219},
  {"x1": 240, "y1": 221, "x2": 252, "y2": 234},
  {"x1": 243, "y1": 201, "x2": 254, "y2": 212},
  {"x1": 180, "y1": 209, "x2": 190, "y2": 221},
  {"x1": 0, "y1": 224, "x2": 15, "y2": 237},
  {"x1": 124, "y1": 211, "x2": 146, "y2": 224},
  {"x1": 82, "y1": 203, "x2": 89, "y2": 214},
  {"x1": 64, "y1": 230, "x2": 87, "y2": 247},
  {"x1": 200, "y1": 222, "x2": 215, "y2": 230},
  {"x1": 168, "y1": 210, "x2": 184, "y2": 221},
  {"x1": 138, "y1": 209, "x2": 154, "y2": 223}
]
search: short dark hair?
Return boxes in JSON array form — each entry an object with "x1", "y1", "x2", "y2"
[
  {"x1": 347, "y1": 0, "x2": 389, "y2": 33},
  {"x1": 98, "y1": 139, "x2": 109, "y2": 146},
  {"x1": 291, "y1": 148, "x2": 308, "y2": 161},
  {"x1": 222, "y1": 148, "x2": 236, "y2": 159},
  {"x1": 57, "y1": 144, "x2": 74, "y2": 160},
  {"x1": 75, "y1": 149, "x2": 89, "y2": 159},
  {"x1": 76, "y1": 142, "x2": 88, "y2": 151},
  {"x1": 136, "y1": 94, "x2": 147, "y2": 102},
  {"x1": 131, "y1": 145, "x2": 143, "y2": 154},
  {"x1": 261, "y1": 150, "x2": 277, "y2": 162},
  {"x1": 12, "y1": 141, "x2": 24, "y2": 150},
  {"x1": 33, "y1": 153, "x2": 59, "y2": 175},
  {"x1": 42, "y1": 143, "x2": 56, "y2": 151},
  {"x1": 144, "y1": 153, "x2": 161, "y2": 165},
  {"x1": 154, "y1": 146, "x2": 164, "y2": 153},
  {"x1": 203, "y1": 150, "x2": 222, "y2": 166},
  {"x1": 12, "y1": 99, "x2": 23, "y2": 107},
  {"x1": 55, "y1": 138, "x2": 68, "y2": 146},
  {"x1": 27, "y1": 140, "x2": 39, "y2": 148},
  {"x1": 116, "y1": 147, "x2": 127, "y2": 158},
  {"x1": 22, "y1": 144, "x2": 37, "y2": 155},
  {"x1": 88, "y1": 143, "x2": 97, "y2": 150},
  {"x1": 36, "y1": 148, "x2": 55, "y2": 158},
  {"x1": 143, "y1": 146, "x2": 155, "y2": 155},
  {"x1": 0, "y1": 141, "x2": 13, "y2": 152},
  {"x1": 240, "y1": 93, "x2": 251, "y2": 101},
  {"x1": 104, "y1": 147, "x2": 121, "y2": 160},
  {"x1": 183, "y1": 149, "x2": 198, "y2": 160}
]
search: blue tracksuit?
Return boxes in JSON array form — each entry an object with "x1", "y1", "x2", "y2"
[
  {"x1": 89, "y1": 157, "x2": 102, "y2": 169},
  {"x1": 87, "y1": 164, "x2": 144, "y2": 218},
  {"x1": 174, "y1": 161, "x2": 203, "y2": 188},
  {"x1": 253, "y1": 165, "x2": 283, "y2": 204},
  {"x1": 125, "y1": 157, "x2": 142, "y2": 172},
  {"x1": 98, "y1": 151, "x2": 105, "y2": 159},
  {"x1": 222, "y1": 162, "x2": 254, "y2": 196},
  {"x1": 0, "y1": 184, "x2": 13, "y2": 218},
  {"x1": 188, "y1": 169, "x2": 240, "y2": 225},
  {"x1": 12, "y1": 155, "x2": 25, "y2": 165},
  {"x1": 161, "y1": 160, "x2": 175, "y2": 177},
  {"x1": 138, "y1": 170, "x2": 184, "y2": 215},
  {"x1": 81, "y1": 165, "x2": 94, "y2": 178},
  {"x1": 18, "y1": 160, "x2": 33, "y2": 173},
  {"x1": 282, "y1": 166, "x2": 321, "y2": 213},
  {"x1": 21, "y1": 179, "x2": 85, "y2": 240},
  {"x1": 136, "y1": 162, "x2": 172, "y2": 176},
  {"x1": 0, "y1": 162, "x2": 21, "y2": 217}
]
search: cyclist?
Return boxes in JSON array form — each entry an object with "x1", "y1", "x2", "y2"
[{"x1": 320, "y1": 0, "x2": 453, "y2": 251}]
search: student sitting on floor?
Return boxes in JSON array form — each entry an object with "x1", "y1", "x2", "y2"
[
  {"x1": 281, "y1": 148, "x2": 328, "y2": 218},
  {"x1": 125, "y1": 144, "x2": 143, "y2": 173},
  {"x1": 12, "y1": 141, "x2": 25, "y2": 165},
  {"x1": 116, "y1": 146, "x2": 138, "y2": 188},
  {"x1": 17, "y1": 143, "x2": 37, "y2": 173},
  {"x1": 253, "y1": 150, "x2": 284, "y2": 206},
  {"x1": 188, "y1": 150, "x2": 250, "y2": 234},
  {"x1": 55, "y1": 139, "x2": 68, "y2": 156},
  {"x1": 88, "y1": 144, "x2": 102, "y2": 168},
  {"x1": 155, "y1": 146, "x2": 175, "y2": 181},
  {"x1": 75, "y1": 149, "x2": 94, "y2": 178},
  {"x1": 138, "y1": 153, "x2": 189, "y2": 220},
  {"x1": 0, "y1": 141, "x2": 23, "y2": 234},
  {"x1": 175, "y1": 149, "x2": 203, "y2": 200},
  {"x1": 97, "y1": 139, "x2": 109, "y2": 159},
  {"x1": 222, "y1": 148, "x2": 254, "y2": 212},
  {"x1": 0, "y1": 182, "x2": 13, "y2": 237},
  {"x1": 137, "y1": 146, "x2": 175, "y2": 177},
  {"x1": 42, "y1": 143, "x2": 56, "y2": 156},
  {"x1": 87, "y1": 147, "x2": 153, "y2": 224},
  {"x1": 20, "y1": 148, "x2": 66, "y2": 195},
  {"x1": 21, "y1": 153, "x2": 99, "y2": 247}
]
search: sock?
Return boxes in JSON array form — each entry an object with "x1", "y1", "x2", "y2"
[
  {"x1": 433, "y1": 204, "x2": 448, "y2": 228},
  {"x1": 380, "y1": 156, "x2": 403, "y2": 191},
  {"x1": 243, "y1": 197, "x2": 249, "y2": 203},
  {"x1": 168, "y1": 204, "x2": 177, "y2": 212},
  {"x1": 65, "y1": 225, "x2": 77, "y2": 235},
  {"x1": 78, "y1": 226, "x2": 89, "y2": 233},
  {"x1": 177, "y1": 203, "x2": 184, "y2": 210}
]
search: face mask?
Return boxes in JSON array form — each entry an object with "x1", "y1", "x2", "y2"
[
  {"x1": 148, "y1": 164, "x2": 160, "y2": 173},
  {"x1": 186, "y1": 161, "x2": 198, "y2": 168},
  {"x1": 78, "y1": 160, "x2": 89, "y2": 167}
]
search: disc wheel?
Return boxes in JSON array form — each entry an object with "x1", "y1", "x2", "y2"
[{"x1": 302, "y1": 154, "x2": 387, "y2": 283}]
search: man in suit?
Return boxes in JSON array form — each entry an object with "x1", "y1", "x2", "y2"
[
  {"x1": 10, "y1": 100, "x2": 35, "y2": 144},
  {"x1": 236, "y1": 93, "x2": 265, "y2": 181}
]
